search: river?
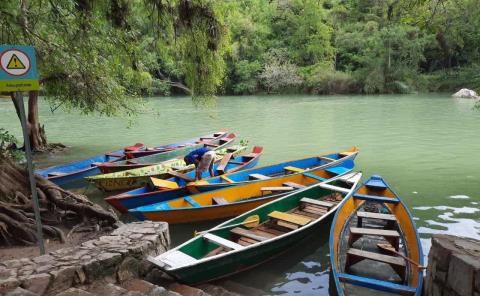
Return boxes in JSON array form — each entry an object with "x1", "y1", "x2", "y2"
[{"x1": 0, "y1": 94, "x2": 479, "y2": 295}]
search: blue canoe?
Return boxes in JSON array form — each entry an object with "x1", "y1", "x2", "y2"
[
  {"x1": 105, "y1": 147, "x2": 264, "y2": 213},
  {"x1": 330, "y1": 175, "x2": 424, "y2": 296},
  {"x1": 35, "y1": 130, "x2": 228, "y2": 187}
]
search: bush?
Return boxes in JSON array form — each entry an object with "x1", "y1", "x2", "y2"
[{"x1": 0, "y1": 129, "x2": 23, "y2": 162}]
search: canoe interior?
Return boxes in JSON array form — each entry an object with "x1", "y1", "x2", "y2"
[
  {"x1": 331, "y1": 176, "x2": 423, "y2": 296},
  {"x1": 133, "y1": 165, "x2": 348, "y2": 213},
  {"x1": 196, "y1": 147, "x2": 358, "y2": 187},
  {"x1": 178, "y1": 181, "x2": 350, "y2": 260}
]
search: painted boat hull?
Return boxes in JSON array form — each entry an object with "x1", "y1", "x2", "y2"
[
  {"x1": 88, "y1": 145, "x2": 246, "y2": 191},
  {"x1": 98, "y1": 133, "x2": 235, "y2": 174},
  {"x1": 329, "y1": 175, "x2": 424, "y2": 296},
  {"x1": 148, "y1": 173, "x2": 362, "y2": 284},
  {"x1": 129, "y1": 162, "x2": 355, "y2": 223},
  {"x1": 189, "y1": 147, "x2": 359, "y2": 192},
  {"x1": 105, "y1": 149, "x2": 262, "y2": 213}
]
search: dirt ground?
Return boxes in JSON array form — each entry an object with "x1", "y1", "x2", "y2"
[{"x1": 0, "y1": 228, "x2": 110, "y2": 261}]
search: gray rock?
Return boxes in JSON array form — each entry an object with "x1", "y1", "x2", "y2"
[
  {"x1": 5, "y1": 287, "x2": 39, "y2": 296},
  {"x1": 86, "y1": 282, "x2": 128, "y2": 296},
  {"x1": 117, "y1": 257, "x2": 140, "y2": 283},
  {"x1": 452, "y1": 88, "x2": 479, "y2": 99},
  {"x1": 48, "y1": 266, "x2": 77, "y2": 294},
  {"x1": 56, "y1": 287, "x2": 95, "y2": 296},
  {"x1": 20, "y1": 273, "x2": 51, "y2": 295},
  {"x1": 122, "y1": 279, "x2": 168, "y2": 296},
  {"x1": 169, "y1": 283, "x2": 211, "y2": 296},
  {"x1": 0, "y1": 277, "x2": 20, "y2": 294},
  {"x1": 197, "y1": 284, "x2": 243, "y2": 296},
  {"x1": 447, "y1": 253, "x2": 477, "y2": 295}
]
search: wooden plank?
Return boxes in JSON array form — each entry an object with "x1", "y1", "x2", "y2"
[
  {"x1": 230, "y1": 227, "x2": 269, "y2": 242},
  {"x1": 300, "y1": 198, "x2": 334, "y2": 209},
  {"x1": 249, "y1": 174, "x2": 271, "y2": 180},
  {"x1": 251, "y1": 229, "x2": 277, "y2": 239},
  {"x1": 283, "y1": 182, "x2": 306, "y2": 189},
  {"x1": 276, "y1": 220, "x2": 299, "y2": 230},
  {"x1": 216, "y1": 153, "x2": 233, "y2": 174},
  {"x1": 347, "y1": 248, "x2": 405, "y2": 267},
  {"x1": 350, "y1": 227, "x2": 400, "y2": 238},
  {"x1": 161, "y1": 251, "x2": 197, "y2": 268},
  {"x1": 205, "y1": 246, "x2": 225, "y2": 258},
  {"x1": 168, "y1": 170, "x2": 195, "y2": 182},
  {"x1": 293, "y1": 209, "x2": 321, "y2": 218},
  {"x1": 150, "y1": 178, "x2": 179, "y2": 189},
  {"x1": 261, "y1": 186, "x2": 294, "y2": 192},
  {"x1": 319, "y1": 156, "x2": 336, "y2": 162},
  {"x1": 237, "y1": 239, "x2": 251, "y2": 246},
  {"x1": 302, "y1": 206, "x2": 327, "y2": 216},
  {"x1": 203, "y1": 233, "x2": 244, "y2": 250},
  {"x1": 302, "y1": 173, "x2": 327, "y2": 182},
  {"x1": 238, "y1": 237, "x2": 258, "y2": 245},
  {"x1": 227, "y1": 160, "x2": 244, "y2": 165},
  {"x1": 357, "y1": 211, "x2": 397, "y2": 221},
  {"x1": 220, "y1": 175, "x2": 235, "y2": 183},
  {"x1": 268, "y1": 211, "x2": 312, "y2": 226},
  {"x1": 184, "y1": 197, "x2": 201, "y2": 208},
  {"x1": 353, "y1": 193, "x2": 399, "y2": 204},
  {"x1": 284, "y1": 166, "x2": 305, "y2": 173},
  {"x1": 257, "y1": 225, "x2": 286, "y2": 236},
  {"x1": 212, "y1": 196, "x2": 228, "y2": 205}
]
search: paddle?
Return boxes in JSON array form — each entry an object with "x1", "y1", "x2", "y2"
[
  {"x1": 377, "y1": 243, "x2": 426, "y2": 269},
  {"x1": 194, "y1": 215, "x2": 260, "y2": 236}
]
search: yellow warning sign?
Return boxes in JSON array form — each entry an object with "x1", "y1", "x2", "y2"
[{"x1": 6, "y1": 54, "x2": 26, "y2": 70}]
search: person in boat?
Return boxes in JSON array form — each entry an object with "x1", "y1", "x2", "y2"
[{"x1": 184, "y1": 147, "x2": 216, "y2": 180}]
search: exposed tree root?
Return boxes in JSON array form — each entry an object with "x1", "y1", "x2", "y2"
[{"x1": 0, "y1": 158, "x2": 118, "y2": 246}]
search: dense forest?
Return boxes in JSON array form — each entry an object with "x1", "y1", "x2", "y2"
[{"x1": 1, "y1": 0, "x2": 480, "y2": 102}]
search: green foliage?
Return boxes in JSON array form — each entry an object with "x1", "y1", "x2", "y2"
[{"x1": 0, "y1": 129, "x2": 23, "y2": 162}]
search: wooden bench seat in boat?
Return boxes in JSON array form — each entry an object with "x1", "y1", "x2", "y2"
[
  {"x1": 249, "y1": 174, "x2": 271, "y2": 180},
  {"x1": 353, "y1": 193, "x2": 399, "y2": 204},
  {"x1": 227, "y1": 160, "x2": 244, "y2": 165},
  {"x1": 339, "y1": 151, "x2": 355, "y2": 156},
  {"x1": 184, "y1": 197, "x2": 202, "y2": 208},
  {"x1": 168, "y1": 170, "x2": 195, "y2": 182},
  {"x1": 357, "y1": 211, "x2": 397, "y2": 228},
  {"x1": 300, "y1": 198, "x2": 334, "y2": 210},
  {"x1": 268, "y1": 211, "x2": 312, "y2": 230},
  {"x1": 349, "y1": 227, "x2": 400, "y2": 250},
  {"x1": 48, "y1": 172, "x2": 66, "y2": 177},
  {"x1": 230, "y1": 227, "x2": 269, "y2": 242},
  {"x1": 318, "y1": 156, "x2": 336, "y2": 162},
  {"x1": 284, "y1": 166, "x2": 305, "y2": 174},
  {"x1": 156, "y1": 250, "x2": 197, "y2": 269},
  {"x1": 346, "y1": 248, "x2": 406, "y2": 280},
  {"x1": 150, "y1": 178, "x2": 179, "y2": 189},
  {"x1": 283, "y1": 182, "x2": 306, "y2": 189},
  {"x1": 220, "y1": 175, "x2": 235, "y2": 183},
  {"x1": 212, "y1": 196, "x2": 228, "y2": 205},
  {"x1": 216, "y1": 153, "x2": 232, "y2": 174},
  {"x1": 302, "y1": 173, "x2": 327, "y2": 182},
  {"x1": 260, "y1": 186, "x2": 294, "y2": 194},
  {"x1": 204, "y1": 143, "x2": 219, "y2": 148},
  {"x1": 203, "y1": 233, "x2": 244, "y2": 250}
]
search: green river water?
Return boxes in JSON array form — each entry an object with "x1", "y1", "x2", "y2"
[{"x1": 0, "y1": 94, "x2": 479, "y2": 295}]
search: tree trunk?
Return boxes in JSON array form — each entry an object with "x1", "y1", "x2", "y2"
[
  {"x1": 27, "y1": 91, "x2": 48, "y2": 151},
  {"x1": 0, "y1": 157, "x2": 118, "y2": 246}
]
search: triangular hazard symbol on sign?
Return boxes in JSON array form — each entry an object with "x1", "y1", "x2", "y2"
[{"x1": 6, "y1": 54, "x2": 26, "y2": 70}]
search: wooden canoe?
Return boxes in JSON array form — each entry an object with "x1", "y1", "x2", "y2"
[
  {"x1": 105, "y1": 146, "x2": 264, "y2": 213},
  {"x1": 97, "y1": 133, "x2": 236, "y2": 174},
  {"x1": 34, "y1": 143, "x2": 145, "y2": 187},
  {"x1": 329, "y1": 175, "x2": 424, "y2": 296},
  {"x1": 188, "y1": 146, "x2": 359, "y2": 192},
  {"x1": 147, "y1": 172, "x2": 362, "y2": 285},
  {"x1": 125, "y1": 130, "x2": 228, "y2": 159},
  {"x1": 128, "y1": 162, "x2": 356, "y2": 223},
  {"x1": 86, "y1": 145, "x2": 247, "y2": 191}
]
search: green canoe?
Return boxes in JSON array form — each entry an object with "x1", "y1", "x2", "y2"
[{"x1": 147, "y1": 171, "x2": 362, "y2": 285}]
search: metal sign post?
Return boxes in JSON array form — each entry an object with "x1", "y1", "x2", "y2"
[
  {"x1": 15, "y1": 91, "x2": 46, "y2": 254},
  {"x1": 0, "y1": 45, "x2": 44, "y2": 254}
]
